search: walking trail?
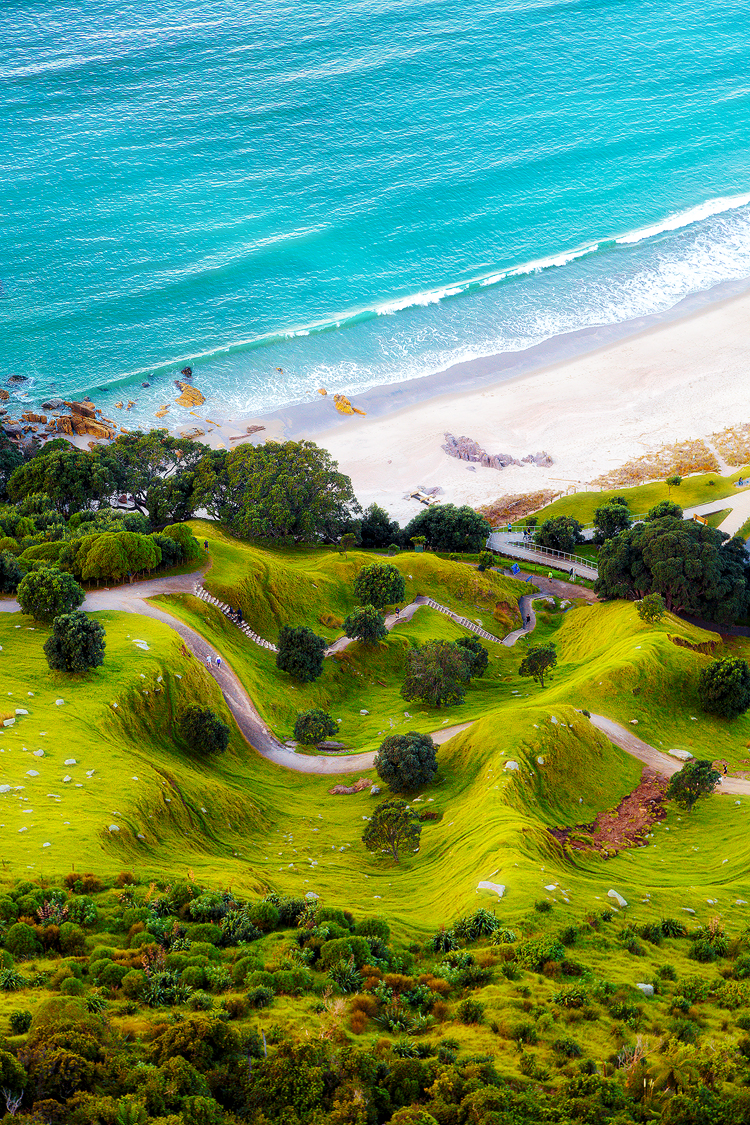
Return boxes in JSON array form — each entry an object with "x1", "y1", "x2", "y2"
[{"x1": 2, "y1": 566, "x2": 744, "y2": 794}]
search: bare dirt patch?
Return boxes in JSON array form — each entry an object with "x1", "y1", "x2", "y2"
[
  {"x1": 550, "y1": 768, "x2": 667, "y2": 857},
  {"x1": 592, "y1": 438, "x2": 719, "y2": 489},
  {"x1": 477, "y1": 490, "x2": 556, "y2": 525}
]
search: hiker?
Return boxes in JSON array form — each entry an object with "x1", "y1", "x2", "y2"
[
  {"x1": 237, "y1": 607, "x2": 243, "y2": 623},
  {"x1": 395, "y1": 606, "x2": 400, "y2": 617},
  {"x1": 216, "y1": 657, "x2": 222, "y2": 670},
  {"x1": 205, "y1": 654, "x2": 212, "y2": 668},
  {"x1": 526, "y1": 614, "x2": 531, "y2": 625},
  {"x1": 724, "y1": 763, "x2": 728, "y2": 776},
  {"x1": 204, "y1": 540, "x2": 209, "y2": 551}
]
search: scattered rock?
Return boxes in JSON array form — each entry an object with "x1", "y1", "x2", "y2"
[
  {"x1": 41, "y1": 399, "x2": 63, "y2": 410},
  {"x1": 181, "y1": 366, "x2": 193, "y2": 376},
  {"x1": 537, "y1": 756, "x2": 545, "y2": 765},
  {"x1": 62, "y1": 775, "x2": 71, "y2": 783},
  {"x1": 607, "y1": 889, "x2": 628, "y2": 909},
  {"x1": 3, "y1": 718, "x2": 15, "y2": 727},
  {"x1": 504, "y1": 760, "x2": 519, "y2": 771},
  {"x1": 636, "y1": 983, "x2": 654, "y2": 997},
  {"x1": 64, "y1": 759, "x2": 76, "y2": 765},
  {"x1": 109, "y1": 824, "x2": 120, "y2": 832},
  {"x1": 682, "y1": 907, "x2": 696, "y2": 914},
  {"x1": 33, "y1": 750, "x2": 43, "y2": 757},
  {"x1": 370, "y1": 785, "x2": 381, "y2": 795},
  {"x1": 629, "y1": 719, "x2": 638, "y2": 725},
  {"x1": 736, "y1": 899, "x2": 748, "y2": 905},
  {"x1": 477, "y1": 881, "x2": 505, "y2": 898},
  {"x1": 360, "y1": 709, "x2": 369, "y2": 715},
  {"x1": 15, "y1": 708, "x2": 28, "y2": 715},
  {"x1": 6, "y1": 375, "x2": 28, "y2": 384},
  {"x1": 26, "y1": 770, "x2": 39, "y2": 777},
  {"x1": 668, "y1": 749, "x2": 694, "y2": 761},
  {"x1": 55, "y1": 699, "x2": 64, "y2": 706},
  {"x1": 522, "y1": 451, "x2": 554, "y2": 467},
  {"x1": 305, "y1": 891, "x2": 320, "y2": 900}
]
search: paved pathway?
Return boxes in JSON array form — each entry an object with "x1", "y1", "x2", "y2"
[
  {"x1": 487, "y1": 532, "x2": 599, "y2": 579},
  {"x1": 589, "y1": 713, "x2": 750, "y2": 796}
]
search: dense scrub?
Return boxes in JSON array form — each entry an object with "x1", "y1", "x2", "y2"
[{"x1": 4, "y1": 875, "x2": 750, "y2": 1123}]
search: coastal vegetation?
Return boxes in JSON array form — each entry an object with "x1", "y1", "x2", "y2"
[{"x1": 4, "y1": 436, "x2": 750, "y2": 1122}]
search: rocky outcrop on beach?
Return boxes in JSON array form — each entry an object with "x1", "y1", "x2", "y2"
[{"x1": 442, "y1": 433, "x2": 553, "y2": 470}]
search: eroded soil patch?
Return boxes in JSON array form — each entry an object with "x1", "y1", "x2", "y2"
[{"x1": 550, "y1": 768, "x2": 667, "y2": 857}]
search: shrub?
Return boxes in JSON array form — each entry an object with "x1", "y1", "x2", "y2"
[
  {"x1": 43, "y1": 610, "x2": 105, "y2": 672},
  {"x1": 661, "y1": 918, "x2": 688, "y2": 938},
  {"x1": 247, "y1": 901, "x2": 280, "y2": 933},
  {"x1": 456, "y1": 998, "x2": 484, "y2": 1024},
  {"x1": 454, "y1": 908, "x2": 500, "y2": 941},
  {"x1": 9, "y1": 1009, "x2": 32, "y2": 1034},
  {"x1": 637, "y1": 593, "x2": 666, "y2": 623},
  {"x1": 5, "y1": 922, "x2": 41, "y2": 960},
  {"x1": 343, "y1": 605, "x2": 388, "y2": 644},
  {"x1": 60, "y1": 976, "x2": 84, "y2": 996},
  {"x1": 247, "y1": 986, "x2": 274, "y2": 1008},
  {"x1": 188, "y1": 923, "x2": 222, "y2": 946},
  {"x1": 189, "y1": 990, "x2": 214, "y2": 1011},
  {"x1": 354, "y1": 917, "x2": 391, "y2": 942},
  {"x1": 554, "y1": 1036, "x2": 582, "y2": 1057},
  {"x1": 59, "y1": 922, "x2": 85, "y2": 955},
  {"x1": 657, "y1": 963, "x2": 677, "y2": 981},
  {"x1": 180, "y1": 707, "x2": 230, "y2": 756},
  {"x1": 510, "y1": 1019, "x2": 538, "y2": 1044},
  {"x1": 328, "y1": 957, "x2": 365, "y2": 994},
  {"x1": 534, "y1": 899, "x2": 553, "y2": 913},
  {"x1": 121, "y1": 970, "x2": 146, "y2": 1000},
  {"x1": 293, "y1": 709, "x2": 338, "y2": 746},
  {"x1": 516, "y1": 937, "x2": 565, "y2": 971}
]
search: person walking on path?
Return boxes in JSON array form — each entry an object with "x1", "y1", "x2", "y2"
[
  {"x1": 216, "y1": 657, "x2": 222, "y2": 670},
  {"x1": 526, "y1": 614, "x2": 531, "y2": 626},
  {"x1": 204, "y1": 540, "x2": 209, "y2": 551},
  {"x1": 206, "y1": 654, "x2": 212, "y2": 669}
]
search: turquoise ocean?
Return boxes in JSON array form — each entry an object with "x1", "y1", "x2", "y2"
[{"x1": 2, "y1": 0, "x2": 750, "y2": 423}]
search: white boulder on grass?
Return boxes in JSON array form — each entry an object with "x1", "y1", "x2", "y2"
[
  {"x1": 477, "y1": 881, "x2": 505, "y2": 898},
  {"x1": 669, "y1": 749, "x2": 694, "y2": 761},
  {"x1": 636, "y1": 983, "x2": 654, "y2": 997},
  {"x1": 608, "y1": 889, "x2": 628, "y2": 909}
]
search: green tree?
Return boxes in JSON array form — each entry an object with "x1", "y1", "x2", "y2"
[
  {"x1": 519, "y1": 642, "x2": 557, "y2": 688},
  {"x1": 353, "y1": 563, "x2": 405, "y2": 610},
  {"x1": 43, "y1": 611, "x2": 105, "y2": 673},
  {"x1": 81, "y1": 534, "x2": 128, "y2": 583},
  {"x1": 698, "y1": 656, "x2": 750, "y2": 719},
  {"x1": 403, "y1": 504, "x2": 491, "y2": 553},
  {"x1": 293, "y1": 709, "x2": 338, "y2": 746},
  {"x1": 636, "y1": 592, "x2": 666, "y2": 623},
  {"x1": 666, "y1": 474, "x2": 682, "y2": 497},
  {"x1": 339, "y1": 533, "x2": 357, "y2": 556},
  {"x1": 454, "y1": 636, "x2": 489, "y2": 678},
  {"x1": 99, "y1": 431, "x2": 206, "y2": 525},
  {"x1": 375, "y1": 732, "x2": 438, "y2": 791},
  {"x1": 402, "y1": 640, "x2": 471, "y2": 706},
  {"x1": 595, "y1": 517, "x2": 748, "y2": 624},
  {"x1": 0, "y1": 432, "x2": 23, "y2": 500},
  {"x1": 666, "y1": 759, "x2": 720, "y2": 812},
  {"x1": 17, "y1": 567, "x2": 85, "y2": 622},
  {"x1": 593, "y1": 497, "x2": 631, "y2": 544},
  {"x1": 161, "y1": 522, "x2": 203, "y2": 562},
  {"x1": 360, "y1": 503, "x2": 401, "y2": 548},
  {"x1": 180, "y1": 707, "x2": 230, "y2": 755},
  {"x1": 477, "y1": 550, "x2": 495, "y2": 572},
  {"x1": 7, "y1": 447, "x2": 111, "y2": 517},
  {"x1": 196, "y1": 440, "x2": 359, "y2": 542},
  {"x1": 343, "y1": 604, "x2": 387, "y2": 644},
  {"x1": 362, "y1": 799, "x2": 422, "y2": 861},
  {"x1": 647, "y1": 499, "x2": 683, "y2": 520},
  {"x1": 276, "y1": 625, "x2": 327, "y2": 682},
  {"x1": 0, "y1": 550, "x2": 21, "y2": 593},
  {"x1": 536, "y1": 516, "x2": 584, "y2": 553}
]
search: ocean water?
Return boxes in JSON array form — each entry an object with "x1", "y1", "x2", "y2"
[{"x1": 2, "y1": 0, "x2": 750, "y2": 424}]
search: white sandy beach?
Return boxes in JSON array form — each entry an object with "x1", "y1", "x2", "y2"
[{"x1": 298, "y1": 289, "x2": 750, "y2": 524}]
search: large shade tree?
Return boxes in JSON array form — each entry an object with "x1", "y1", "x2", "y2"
[
  {"x1": 697, "y1": 656, "x2": 750, "y2": 719},
  {"x1": 353, "y1": 564, "x2": 405, "y2": 610},
  {"x1": 17, "y1": 567, "x2": 85, "y2": 622},
  {"x1": 195, "y1": 440, "x2": 359, "y2": 543},
  {"x1": 276, "y1": 625, "x2": 327, "y2": 682},
  {"x1": 595, "y1": 517, "x2": 748, "y2": 624},
  {"x1": 362, "y1": 799, "x2": 422, "y2": 862},
  {"x1": 401, "y1": 640, "x2": 472, "y2": 706},
  {"x1": 375, "y1": 732, "x2": 438, "y2": 791},
  {"x1": 44, "y1": 611, "x2": 105, "y2": 673}
]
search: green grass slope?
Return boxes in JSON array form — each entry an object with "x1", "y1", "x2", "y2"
[{"x1": 189, "y1": 520, "x2": 527, "y2": 640}]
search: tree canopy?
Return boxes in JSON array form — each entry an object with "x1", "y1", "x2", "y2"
[
  {"x1": 697, "y1": 657, "x2": 750, "y2": 719},
  {"x1": 361, "y1": 799, "x2": 422, "y2": 861},
  {"x1": 43, "y1": 611, "x2": 105, "y2": 673},
  {"x1": 593, "y1": 497, "x2": 631, "y2": 544},
  {"x1": 636, "y1": 592, "x2": 666, "y2": 623},
  {"x1": 343, "y1": 605, "x2": 387, "y2": 644},
  {"x1": 518, "y1": 642, "x2": 557, "y2": 688},
  {"x1": 401, "y1": 640, "x2": 472, "y2": 706},
  {"x1": 195, "y1": 440, "x2": 359, "y2": 543},
  {"x1": 353, "y1": 564, "x2": 405, "y2": 610},
  {"x1": 7, "y1": 447, "x2": 110, "y2": 518},
  {"x1": 276, "y1": 625, "x2": 327, "y2": 682},
  {"x1": 403, "y1": 505, "x2": 491, "y2": 553},
  {"x1": 454, "y1": 636, "x2": 489, "y2": 678},
  {"x1": 17, "y1": 567, "x2": 85, "y2": 622},
  {"x1": 375, "y1": 732, "x2": 438, "y2": 792},
  {"x1": 666, "y1": 759, "x2": 720, "y2": 812},
  {"x1": 536, "y1": 516, "x2": 584, "y2": 553},
  {"x1": 99, "y1": 431, "x2": 206, "y2": 526},
  {"x1": 595, "y1": 517, "x2": 748, "y2": 624},
  {"x1": 359, "y1": 503, "x2": 401, "y2": 548}
]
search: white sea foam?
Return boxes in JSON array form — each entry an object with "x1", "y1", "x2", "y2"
[{"x1": 615, "y1": 193, "x2": 750, "y2": 246}]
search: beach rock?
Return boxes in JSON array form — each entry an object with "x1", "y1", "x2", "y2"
[
  {"x1": 0, "y1": 389, "x2": 8, "y2": 402},
  {"x1": 41, "y1": 398, "x2": 63, "y2": 410},
  {"x1": 607, "y1": 889, "x2": 628, "y2": 909},
  {"x1": 334, "y1": 393, "x2": 366, "y2": 416},
  {"x1": 141, "y1": 382, "x2": 150, "y2": 388},
  {"x1": 175, "y1": 381, "x2": 205, "y2": 407},
  {"x1": 442, "y1": 432, "x2": 520, "y2": 470},
  {"x1": 55, "y1": 416, "x2": 73, "y2": 435},
  {"x1": 64, "y1": 399, "x2": 95, "y2": 418},
  {"x1": 3, "y1": 424, "x2": 22, "y2": 437},
  {"x1": 522, "y1": 450, "x2": 553, "y2": 467},
  {"x1": 6, "y1": 375, "x2": 27, "y2": 384},
  {"x1": 22, "y1": 412, "x2": 46, "y2": 424},
  {"x1": 181, "y1": 366, "x2": 193, "y2": 376},
  {"x1": 636, "y1": 983, "x2": 654, "y2": 997}
]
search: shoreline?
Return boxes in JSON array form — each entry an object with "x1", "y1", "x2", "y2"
[{"x1": 202, "y1": 275, "x2": 750, "y2": 523}]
